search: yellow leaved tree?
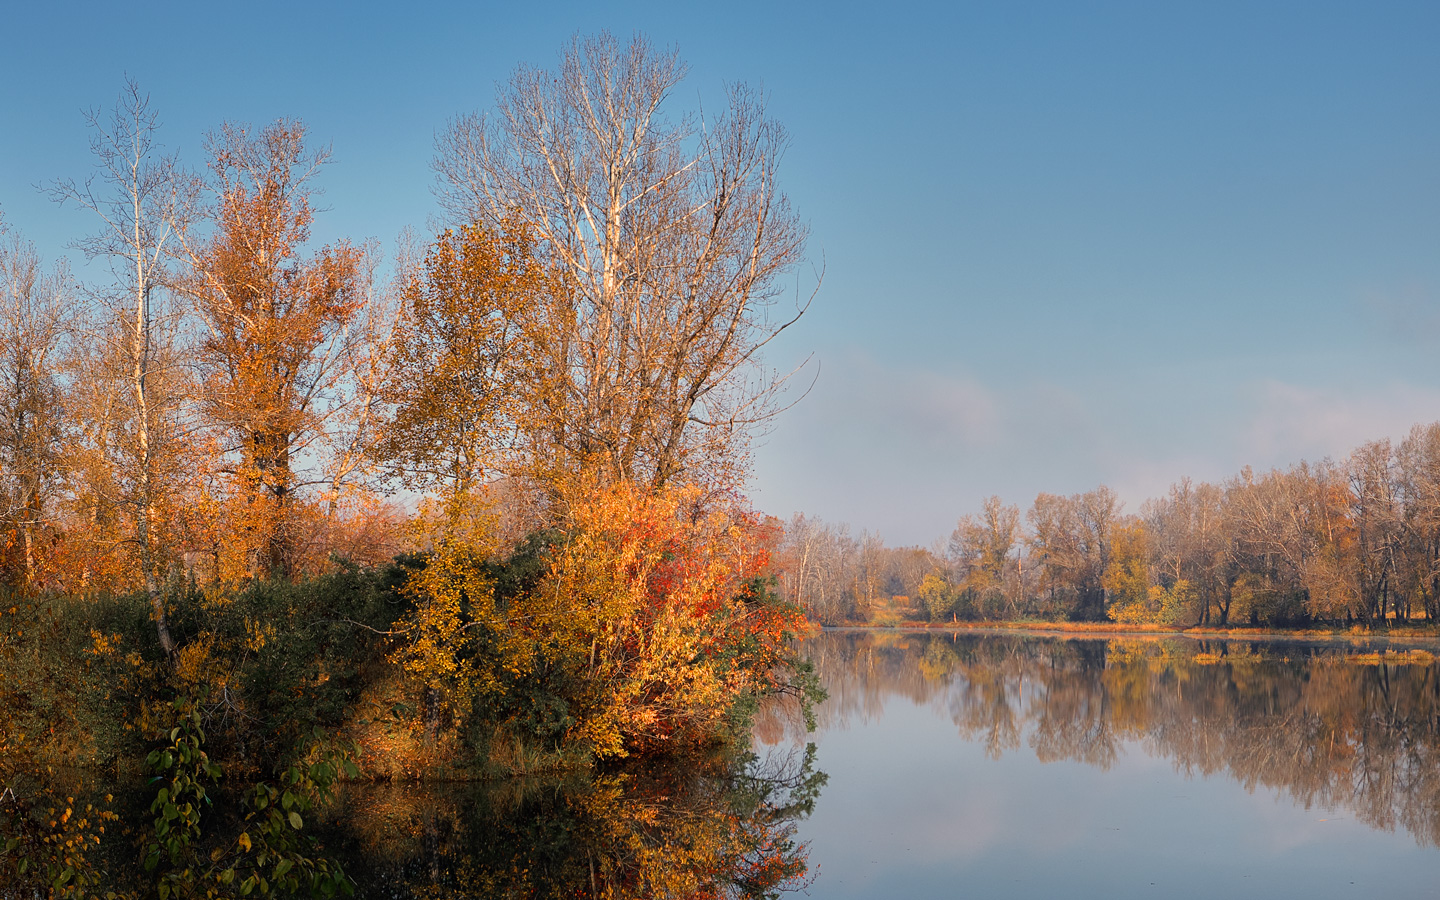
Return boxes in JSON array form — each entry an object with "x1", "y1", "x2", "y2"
[
  {"x1": 390, "y1": 481, "x2": 809, "y2": 764},
  {"x1": 1104, "y1": 523, "x2": 1152, "y2": 624}
]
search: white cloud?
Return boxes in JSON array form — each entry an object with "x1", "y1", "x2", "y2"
[{"x1": 1243, "y1": 379, "x2": 1440, "y2": 465}]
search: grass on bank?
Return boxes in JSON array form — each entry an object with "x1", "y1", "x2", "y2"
[{"x1": 828, "y1": 617, "x2": 1440, "y2": 641}]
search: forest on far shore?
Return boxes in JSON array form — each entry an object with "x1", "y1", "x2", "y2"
[{"x1": 775, "y1": 422, "x2": 1440, "y2": 630}]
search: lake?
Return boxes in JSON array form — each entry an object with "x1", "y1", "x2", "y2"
[
  {"x1": 327, "y1": 628, "x2": 1440, "y2": 897},
  {"x1": 763, "y1": 629, "x2": 1440, "y2": 900}
]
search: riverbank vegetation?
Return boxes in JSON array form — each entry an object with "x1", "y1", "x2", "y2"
[
  {"x1": 776, "y1": 428, "x2": 1440, "y2": 631},
  {"x1": 0, "y1": 32, "x2": 822, "y2": 898}
]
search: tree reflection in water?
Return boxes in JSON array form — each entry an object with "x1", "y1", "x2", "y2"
[
  {"x1": 323, "y1": 744, "x2": 826, "y2": 898},
  {"x1": 801, "y1": 630, "x2": 1440, "y2": 847}
]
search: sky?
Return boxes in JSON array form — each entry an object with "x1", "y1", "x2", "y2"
[{"x1": 2, "y1": 1, "x2": 1438, "y2": 546}]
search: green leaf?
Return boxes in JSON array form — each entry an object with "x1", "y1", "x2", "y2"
[
  {"x1": 288, "y1": 810, "x2": 304, "y2": 830},
  {"x1": 275, "y1": 858, "x2": 293, "y2": 878}
]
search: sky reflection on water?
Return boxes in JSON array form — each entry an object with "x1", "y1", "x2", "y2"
[{"x1": 769, "y1": 630, "x2": 1440, "y2": 900}]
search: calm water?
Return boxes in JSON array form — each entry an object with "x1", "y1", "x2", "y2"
[
  {"x1": 308, "y1": 629, "x2": 1440, "y2": 897},
  {"x1": 765, "y1": 629, "x2": 1440, "y2": 900}
]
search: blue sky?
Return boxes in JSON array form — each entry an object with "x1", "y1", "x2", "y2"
[{"x1": 3, "y1": 1, "x2": 1438, "y2": 545}]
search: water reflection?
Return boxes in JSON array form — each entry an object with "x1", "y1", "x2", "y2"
[
  {"x1": 325, "y1": 745, "x2": 826, "y2": 898},
  {"x1": 791, "y1": 630, "x2": 1440, "y2": 848}
]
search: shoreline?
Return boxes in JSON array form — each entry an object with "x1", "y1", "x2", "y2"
[{"x1": 814, "y1": 620, "x2": 1440, "y2": 644}]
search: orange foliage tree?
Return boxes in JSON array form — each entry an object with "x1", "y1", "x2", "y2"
[
  {"x1": 186, "y1": 120, "x2": 366, "y2": 578},
  {"x1": 542, "y1": 482, "x2": 800, "y2": 757},
  {"x1": 376, "y1": 221, "x2": 549, "y2": 498},
  {"x1": 394, "y1": 481, "x2": 811, "y2": 761}
]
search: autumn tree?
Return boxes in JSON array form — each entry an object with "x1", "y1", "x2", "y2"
[
  {"x1": 1103, "y1": 520, "x2": 1165, "y2": 623},
  {"x1": 186, "y1": 120, "x2": 366, "y2": 578},
  {"x1": 1027, "y1": 488, "x2": 1118, "y2": 621},
  {"x1": 51, "y1": 80, "x2": 196, "y2": 651},
  {"x1": 375, "y1": 221, "x2": 550, "y2": 502},
  {"x1": 1143, "y1": 478, "x2": 1227, "y2": 624},
  {"x1": 1223, "y1": 463, "x2": 1335, "y2": 624},
  {"x1": 539, "y1": 482, "x2": 805, "y2": 756},
  {"x1": 0, "y1": 216, "x2": 77, "y2": 589},
  {"x1": 434, "y1": 31, "x2": 812, "y2": 493},
  {"x1": 393, "y1": 482, "x2": 811, "y2": 760},
  {"x1": 775, "y1": 514, "x2": 863, "y2": 624},
  {"x1": 1395, "y1": 423, "x2": 1440, "y2": 621},
  {"x1": 1345, "y1": 439, "x2": 1403, "y2": 621},
  {"x1": 950, "y1": 496, "x2": 1021, "y2": 618}
]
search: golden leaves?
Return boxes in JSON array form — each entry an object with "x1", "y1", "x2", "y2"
[
  {"x1": 388, "y1": 479, "x2": 804, "y2": 762},
  {"x1": 376, "y1": 221, "x2": 549, "y2": 497}
]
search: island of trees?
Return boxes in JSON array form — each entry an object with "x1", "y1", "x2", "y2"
[{"x1": 0, "y1": 34, "x2": 821, "y2": 899}]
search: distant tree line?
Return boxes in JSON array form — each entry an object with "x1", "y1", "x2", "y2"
[{"x1": 777, "y1": 426, "x2": 1440, "y2": 627}]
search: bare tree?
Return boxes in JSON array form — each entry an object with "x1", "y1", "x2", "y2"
[
  {"x1": 950, "y1": 496, "x2": 1021, "y2": 618},
  {"x1": 1222, "y1": 463, "x2": 1342, "y2": 624},
  {"x1": 51, "y1": 79, "x2": 196, "y2": 652},
  {"x1": 1143, "y1": 478, "x2": 1228, "y2": 624},
  {"x1": 1395, "y1": 423, "x2": 1440, "y2": 622},
  {"x1": 1027, "y1": 488, "x2": 1118, "y2": 620},
  {"x1": 775, "y1": 514, "x2": 865, "y2": 624},
  {"x1": 434, "y1": 31, "x2": 813, "y2": 492},
  {"x1": 1347, "y1": 440, "x2": 1402, "y2": 622}
]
